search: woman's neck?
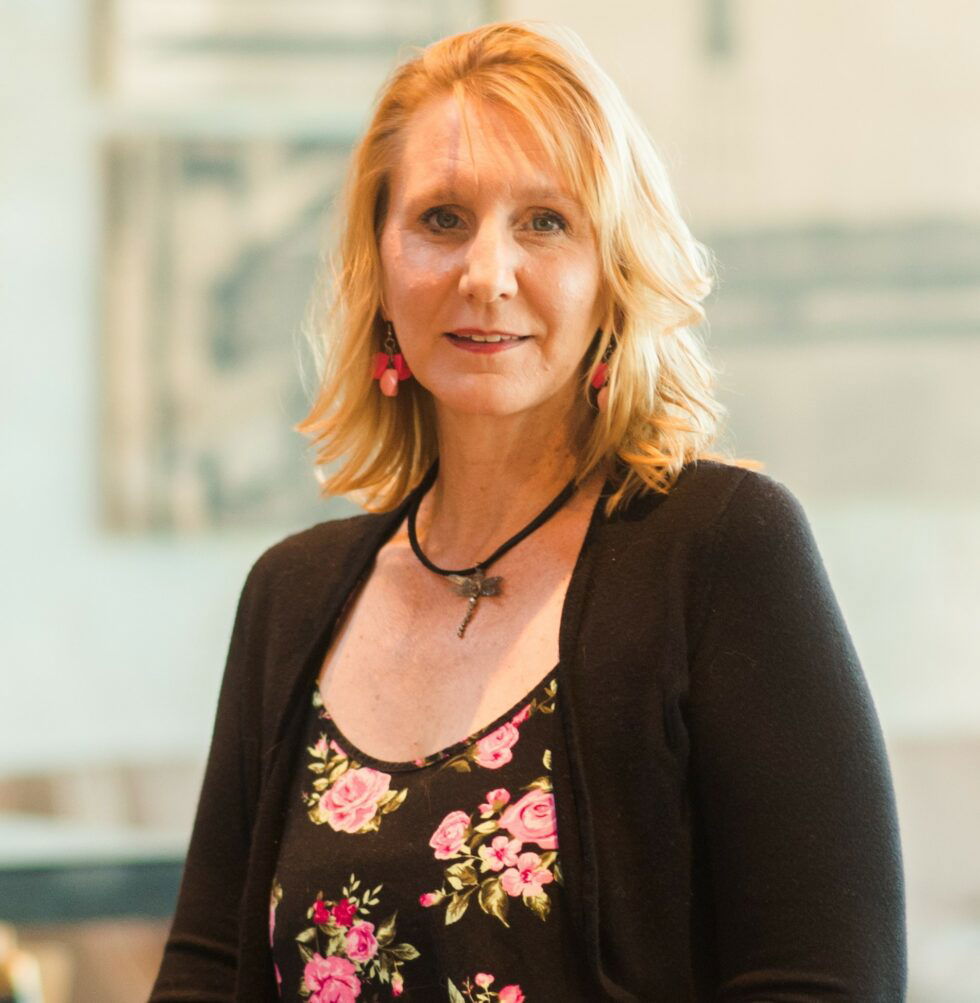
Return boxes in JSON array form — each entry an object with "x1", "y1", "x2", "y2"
[{"x1": 415, "y1": 400, "x2": 604, "y2": 569}]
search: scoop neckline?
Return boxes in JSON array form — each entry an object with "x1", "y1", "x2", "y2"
[{"x1": 312, "y1": 662, "x2": 560, "y2": 774}]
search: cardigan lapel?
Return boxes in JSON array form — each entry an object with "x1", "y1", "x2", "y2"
[
  {"x1": 552, "y1": 479, "x2": 672, "y2": 1002},
  {"x1": 266, "y1": 497, "x2": 418, "y2": 763}
]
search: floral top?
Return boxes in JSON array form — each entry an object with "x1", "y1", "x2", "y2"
[{"x1": 269, "y1": 666, "x2": 596, "y2": 1002}]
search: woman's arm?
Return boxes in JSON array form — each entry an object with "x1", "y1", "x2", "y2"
[
  {"x1": 149, "y1": 564, "x2": 265, "y2": 1002},
  {"x1": 688, "y1": 473, "x2": 907, "y2": 1001}
]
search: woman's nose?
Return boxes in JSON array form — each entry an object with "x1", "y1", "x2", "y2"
[{"x1": 458, "y1": 220, "x2": 519, "y2": 303}]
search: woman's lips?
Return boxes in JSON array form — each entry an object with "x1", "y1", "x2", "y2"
[{"x1": 444, "y1": 332, "x2": 529, "y2": 353}]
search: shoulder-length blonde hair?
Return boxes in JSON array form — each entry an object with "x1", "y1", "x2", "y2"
[{"x1": 297, "y1": 20, "x2": 747, "y2": 516}]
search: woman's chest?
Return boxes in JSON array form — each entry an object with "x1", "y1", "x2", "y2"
[{"x1": 317, "y1": 544, "x2": 578, "y2": 765}]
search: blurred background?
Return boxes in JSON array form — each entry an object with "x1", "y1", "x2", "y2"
[{"x1": 1, "y1": 1, "x2": 977, "y2": 1000}]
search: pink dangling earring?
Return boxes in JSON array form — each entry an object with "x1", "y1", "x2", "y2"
[
  {"x1": 590, "y1": 334, "x2": 616, "y2": 412},
  {"x1": 372, "y1": 322, "x2": 412, "y2": 397}
]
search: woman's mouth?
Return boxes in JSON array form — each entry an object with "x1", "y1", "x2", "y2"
[{"x1": 445, "y1": 331, "x2": 530, "y2": 353}]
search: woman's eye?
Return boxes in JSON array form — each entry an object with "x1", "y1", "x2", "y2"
[
  {"x1": 530, "y1": 212, "x2": 567, "y2": 233},
  {"x1": 421, "y1": 207, "x2": 462, "y2": 231},
  {"x1": 419, "y1": 207, "x2": 568, "y2": 234}
]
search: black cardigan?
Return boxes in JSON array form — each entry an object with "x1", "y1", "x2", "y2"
[{"x1": 150, "y1": 460, "x2": 907, "y2": 1001}]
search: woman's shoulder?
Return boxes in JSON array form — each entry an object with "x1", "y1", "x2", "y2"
[
  {"x1": 613, "y1": 458, "x2": 808, "y2": 541},
  {"x1": 238, "y1": 507, "x2": 400, "y2": 609},
  {"x1": 605, "y1": 461, "x2": 834, "y2": 668},
  {"x1": 261, "y1": 507, "x2": 391, "y2": 564},
  {"x1": 668, "y1": 460, "x2": 826, "y2": 614}
]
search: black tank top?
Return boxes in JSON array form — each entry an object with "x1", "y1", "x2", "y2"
[{"x1": 269, "y1": 667, "x2": 597, "y2": 1001}]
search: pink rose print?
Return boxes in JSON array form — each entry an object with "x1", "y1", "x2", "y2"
[
  {"x1": 473, "y1": 723, "x2": 520, "y2": 769},
  {"x1": 418, "y1": 892, "x2": 441, "y2": 907},
  {"x1": 313, "y1": 737, "x2": 328, "y2": 756},
  {"x1": 344, "y1": 921, "x2": 378, "y2": 963},
  {"x1": 452, "y1": 972, "x2": 525, "y2": 1002},
  {"x1": 319, "y1": 766, "x2": 390, "y2": 833},
  {"x1": 429, "y1": 809, "x2": 471, "y2": 860},
  {"x1": 479, "y1": 835, "x2": 522, "y2": 872},
  {"x1": 501, "y1": 851, "x2": 555, "y2": 898},
  {"x1": 479, "y1": 788, "x2": 511, "y2": 813},
  {"x1": 303, "y1": 953, "x2": 361, "y2": 1003},
  {"x1": 511, "y1": 703, "x2": 532, "y2": 725},
  {"x1": 296, "y1": 877, "x2": 418, "y2": 999},
  {"x1": 332, "y1": 898, "x2": 357, "y2": 928},
  {"x1": 499, "y1": 787, "x2": 558, "y2": 849}
]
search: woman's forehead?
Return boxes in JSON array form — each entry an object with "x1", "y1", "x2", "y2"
[{"x1": 391, "y1": 92, "x2": 581, "y2": 206}]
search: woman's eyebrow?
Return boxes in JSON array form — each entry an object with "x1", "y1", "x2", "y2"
[{"x1": 406, "y1": 184, "x2": 582, "y2": 209}]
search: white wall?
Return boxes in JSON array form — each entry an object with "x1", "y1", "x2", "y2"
[
  {"x1": 0, "y1": 1, "x2": 329, "y2": 772},
  {"x1": 1, "y1": 1, "x2": 978, "y2": 778},
  {"x1": 504, "y1": 0, "x2": 980, "y2": 225}
]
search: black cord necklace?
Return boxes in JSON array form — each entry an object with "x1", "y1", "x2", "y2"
[{"x1": 407, "y1": 459, "x2": 579, "y2": 638}]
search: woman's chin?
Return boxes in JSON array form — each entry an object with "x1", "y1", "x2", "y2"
[
  {"x1": 425, "y1": 375, "x2": 540, "y2": 418},
  {"x1": 419, "y1": 368, "x2": 585, "y2": 424},
  {"x1": 432, "y1": 391, "x2": 531, "y2": 418}
]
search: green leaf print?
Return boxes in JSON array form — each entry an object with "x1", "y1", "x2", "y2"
[
  {"x1": 374, "y1": 911, "x2": 397, "y2": 947},
  {"x1": 388, "y1": 942, "x2": 421, "y2": 961},
  {"x1": 445, "y1": 887, "x2": 476, "y2": 925},
  {"x1": 526, "y1": 891, "x2": 551, "y2": 921},
  {"x1": 446, "y1": 861, "x2": 478, "y2": 889},
  {"x1": 478, "y1": 876, "x2": 510, "y2": 928}
]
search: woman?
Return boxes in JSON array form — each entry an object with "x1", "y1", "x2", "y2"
[{"x1": 151, "y1": 21, "x2": 906, "y2": 1003}]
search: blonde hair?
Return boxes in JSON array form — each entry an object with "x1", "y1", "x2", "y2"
[{"x1": 297, "y1": 20, "x2": 752, "y2": 515}]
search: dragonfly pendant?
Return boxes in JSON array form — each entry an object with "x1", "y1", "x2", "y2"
[{"x1": 447, "y1": 568, "x2": 503, "y2": 638}]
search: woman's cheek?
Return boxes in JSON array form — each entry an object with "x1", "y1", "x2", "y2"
[{"x1": 399, "y1": 232, "x2": 461, "y2": 278}]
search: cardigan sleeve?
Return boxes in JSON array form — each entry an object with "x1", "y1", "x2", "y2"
[
  {"x1": 687, "y1": 472, "x2": 907, "y2": 1001},
  {"x1": 149, "y1": 560, "x2": 265, "y2": 1002}
]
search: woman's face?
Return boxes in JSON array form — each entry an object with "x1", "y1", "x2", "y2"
[{"x1": 379, "y1": 93, "x2": 603, "y2": 420}]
